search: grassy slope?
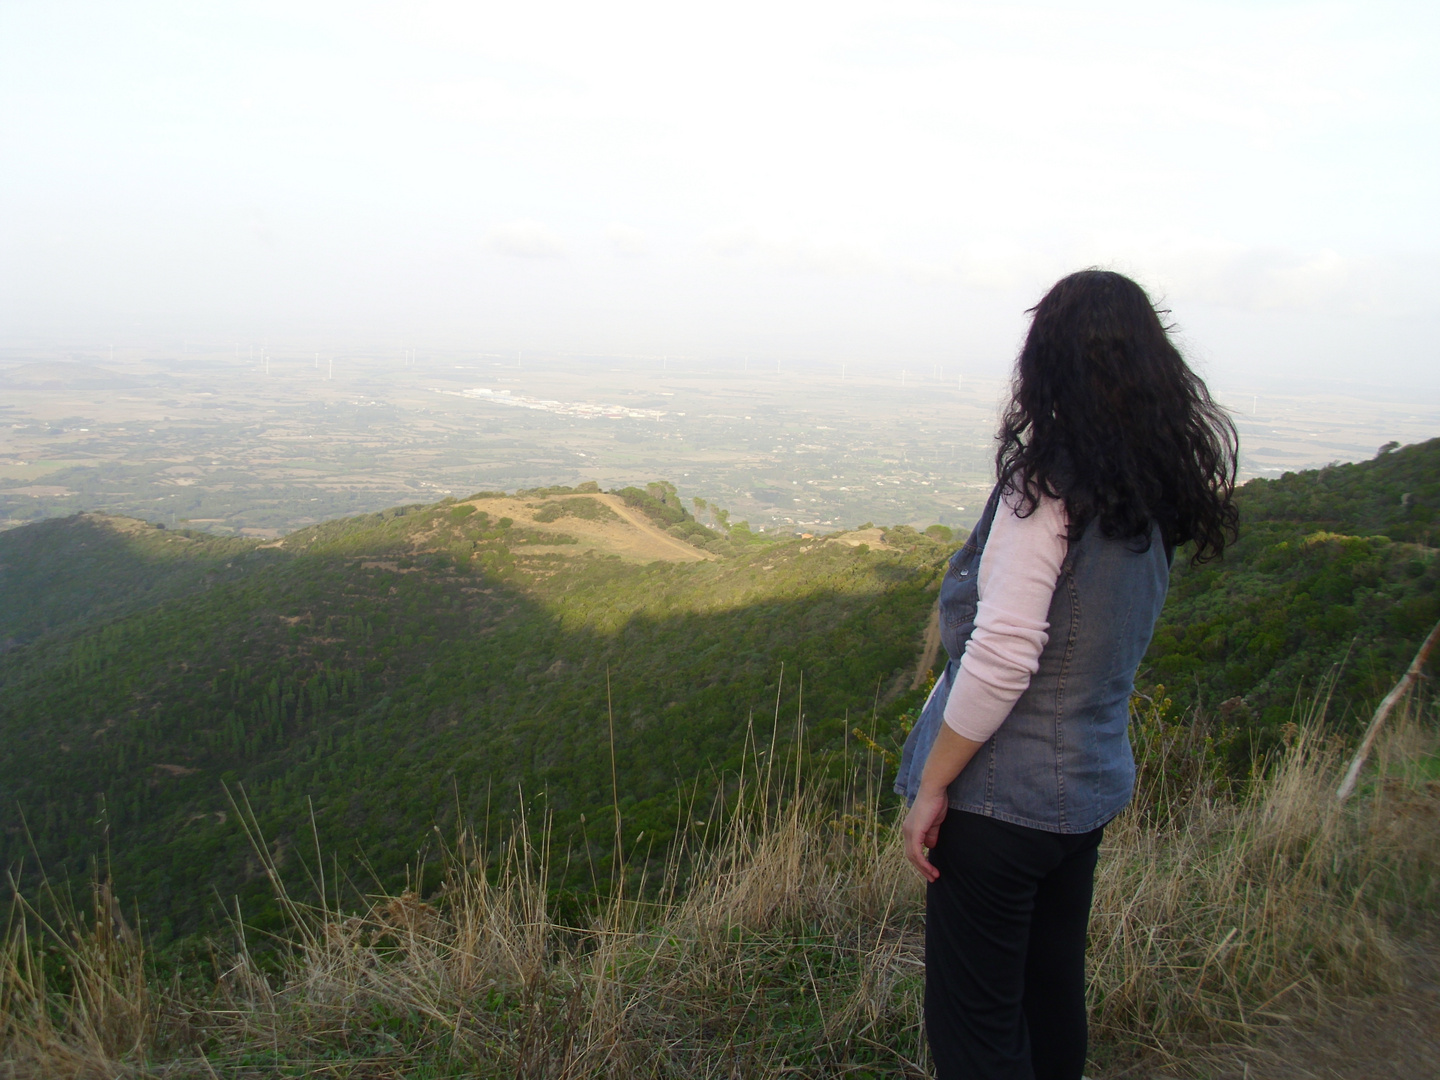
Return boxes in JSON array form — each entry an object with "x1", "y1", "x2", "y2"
[
  {"x1": 4, "y1": 439, "x2": 1438, "y2": 943},
  {"x1": 1144, "y1": 437, "x2": 1440, "y2": 734},
  {"x1": 5, "y1": 710, "x2": 1437, "y2": 1078},
  {"x1": 0, "y1": 495, "x2": 945, "y2": 941}
]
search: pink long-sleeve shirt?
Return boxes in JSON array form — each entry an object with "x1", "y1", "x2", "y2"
[{"x1": 942, "y1": 489, "x2": 1069, "y2": 742}]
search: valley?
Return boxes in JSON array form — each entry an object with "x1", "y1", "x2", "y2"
[
  {"x1": 1, "y1": 440, "x2": 1436, "y2": 946},
  {"x1": 4, "y1": 346, "x2": 1437, "y2": 542}
]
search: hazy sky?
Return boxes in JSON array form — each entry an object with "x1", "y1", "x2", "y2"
[{"x1": 2, "y1": 1, "x2": 1437, "y2": 384}]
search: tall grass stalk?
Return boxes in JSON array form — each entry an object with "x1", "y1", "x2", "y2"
[
  {"x1": 1090, "y1": 698, "x2": 1440, "y2": 1058},
  {"x1": 1, "y1": 874, "x2": 153, "y2": 1079},
  {"x1": 2, "y1": 703, "x2": 1436, "y2": 1077}
]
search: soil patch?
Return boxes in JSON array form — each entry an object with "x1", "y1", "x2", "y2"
[
  {"x1": 911, "y1": 601, "x2": 941, "y2": 689},
  {"x1": 461, "y1": 493, "x2": 713, "y2": 564}
]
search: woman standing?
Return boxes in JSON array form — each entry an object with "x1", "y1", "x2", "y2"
[{"x1": 895, "y1": 270, "x2": 1238, "y2": 1080}]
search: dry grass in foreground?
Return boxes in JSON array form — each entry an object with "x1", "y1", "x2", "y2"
[{"x1": 3, "y1": 706, "x2": 1438, "y2": 1079}]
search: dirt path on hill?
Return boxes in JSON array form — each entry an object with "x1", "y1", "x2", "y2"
[
  {"x1": 455, "y1": 493, "x2": 712, "y2": 564},
  {"x1": 591, "y1": 494, "x2": 716, "y2": 562},
  {"x1": 911, "y1": 601, "x2": 941, "y2": 689}
]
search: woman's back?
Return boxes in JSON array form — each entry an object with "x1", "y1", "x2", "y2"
[
  {"x1": 896, "y1": 484, "x2": 1172, "y2": 834},
  {"x1": 900, "y1": 269, "x2": 1239, "y2": 1080}
]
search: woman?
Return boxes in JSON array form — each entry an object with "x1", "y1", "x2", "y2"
[{"x1": 895, "y1": 270, "x2": 1237, "y2": 1080}]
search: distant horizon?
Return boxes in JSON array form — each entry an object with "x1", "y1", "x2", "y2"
[
  {"x1": 5, "y1": 337, "x2": 1440, "y2": 398},
  {"x1": 3, "y1": 2, "x2": 1437, "y2": 389},
  {"x1": 3, "y1": 337, "x2": 1436, "y2": 540}
]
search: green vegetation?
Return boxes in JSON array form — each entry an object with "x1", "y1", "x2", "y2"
[
  {"x1": 530, "y1": 496, "x2": 618, "y2": 524},
  {"x1": 0, "y1": 488, "x2": 945, "y2": 944},
  {"x1": 3, "y1": 705, "x2": 1436, "y2": 1078},
  {"x1": 0, "y1": 513, "x2": 264, "y2": 650},
  {"x1": 1, "y1": 440, "x2": 1437, "y2": 965},
  {"x1": 612, "y1": 480, "x2": 744, "y2": 555},
  {"x1": 1143, "y1": 437, "x2": 1440, "y2": 747}
]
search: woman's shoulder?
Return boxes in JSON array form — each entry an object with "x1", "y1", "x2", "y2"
[
  {"x1": 997, "y1": 478, "x2": 1069, "y2": 534},
  {"x1": 982, "y1": 481, "x2": 1068, "y2": 578}
]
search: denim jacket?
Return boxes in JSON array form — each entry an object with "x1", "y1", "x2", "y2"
[{"x1": 895, "y1": 484, "x2": 1172, "y2": 834}]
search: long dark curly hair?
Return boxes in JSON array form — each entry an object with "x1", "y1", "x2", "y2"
[{"x1": 996, "y1": 270, "x2": 1238, "y2": 563}]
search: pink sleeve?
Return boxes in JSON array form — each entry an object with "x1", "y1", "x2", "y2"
[{"x1": 942, "y1": 489, "x2": 1068, "y2": 742}]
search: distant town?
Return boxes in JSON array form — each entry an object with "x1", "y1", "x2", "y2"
[{"x1": 3, "y1": 346, "x2": 1438, "y2": 538}]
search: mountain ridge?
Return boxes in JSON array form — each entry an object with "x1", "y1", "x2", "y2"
[
  {"x1": 2, "y1": 442, "x2": 1437, "y2": 943},
  {"x1": 0, "y1": 488, "x2": 944, "y2": 940}
]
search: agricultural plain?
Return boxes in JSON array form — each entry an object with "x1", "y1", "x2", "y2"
[{"x1": 4, "y1": 346, "x2": 1438, "y2": 539}]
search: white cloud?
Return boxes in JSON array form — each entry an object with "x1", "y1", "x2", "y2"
[
  {"x1": 605, "y1": 223, "x2": 649, "y2": 257},
  {"x1": 2, "y1": 0, "x2": 1437, "y2": 382},
  {"x1": 950, "y1": 240, "x2": 1067, "y2": 293},
  {"x1": 1124, "y1": 238, "x2": 1363, "y2": 312},
  {"x1": 705, "y1": 228, "x2": 890, "y2": 278},
  {"x1": 941, "y1": 232, "x2": 1397, "y2": 315},
  {"x1": 483, "y1": 221, "x2": 565, "y2": 258},
  {"x1": 1221, "y1": 248, "x2": 1355, "y2": 311}
]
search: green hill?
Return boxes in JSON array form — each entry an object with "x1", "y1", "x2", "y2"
[
  {"x1": 2, "y1": 443, "x2": 1437, "y2": 945},
  {"x1": 0, "y1": 487, "x2": 946, "y2": 942},
  {"x1": 1143, "y1": 437, "x2": 1440, "y2": 737},
  {"x1": 0, "y1": 512, "x2": 263, "y2": 651}
]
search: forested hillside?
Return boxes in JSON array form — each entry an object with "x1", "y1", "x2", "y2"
[
  {"x1": 0, "y1": 485, "x2": 945, "y2": 942},
  {"x1": 2, "y1": 444, "x2": 1437, "y2": 946},
  {"x1": 1143, "y1": 437, "x2": 1439, "y2": 736},
  {"x1": 0, "y1": 513, "x2": 263, "y2": 651}
]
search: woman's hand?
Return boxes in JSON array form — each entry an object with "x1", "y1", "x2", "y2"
[
  {"x1": 903, "y1": 785, "x2": 949, "y2": 882},
  {"x1": 903, "y1": 725, "x2": 984, "y2": 882}
]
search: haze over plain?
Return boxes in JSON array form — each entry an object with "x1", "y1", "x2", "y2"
[{"x1": 2, "y1": 0, "x2": 1437, "y2": 389}]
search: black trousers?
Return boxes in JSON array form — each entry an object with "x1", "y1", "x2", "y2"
[{"x1": 924, "y1": 809, "x2": 1104, "y2": 1080}]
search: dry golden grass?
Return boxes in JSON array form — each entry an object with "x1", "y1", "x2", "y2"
[
  {"x1": 1, "y1": 878, "x2": 154, "y2": 1079},
  {"x1": 1091, "y1": 712, "x2": 1440, "y2": 1061},
  {"x1": 3, "y1": 706, "x2": 1437, "y2": 1078}
]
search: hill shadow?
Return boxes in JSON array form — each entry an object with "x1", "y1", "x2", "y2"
[
  {"x1": 0, "y1": 522, "x2": 943, "y2": 941},
  {"x1": 0, "y1": 513, "x2": 276, "y2": 651}
]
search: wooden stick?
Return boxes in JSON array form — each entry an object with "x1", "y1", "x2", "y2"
[{"x1": 1336, "y1": 616, "x2": 1440, "y2": 801}]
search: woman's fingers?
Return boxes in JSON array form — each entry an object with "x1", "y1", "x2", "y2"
[
  {"x1": 909, "y1": 838, "x2": 938, "y2": 882},
  {"x1": 923, "y1": 818, "x2": 943, "y2": 850},
  {"x1": 903, "y1": 795, "x2": 945, "y2": 882}
]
